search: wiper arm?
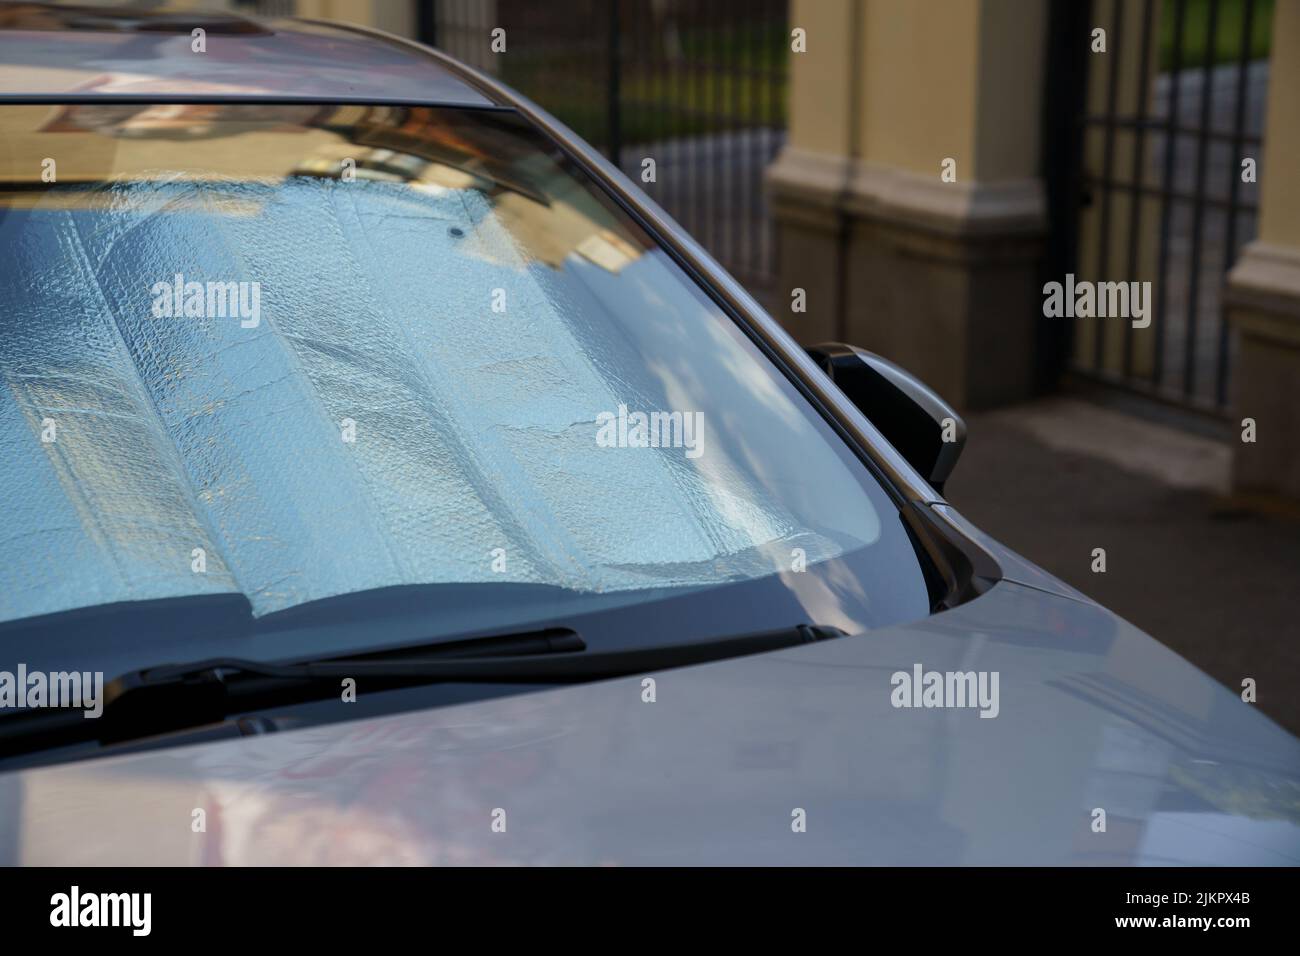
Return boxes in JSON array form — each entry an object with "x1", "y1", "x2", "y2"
[
  {"x1": 0, "y1": 623, "x2": 843, "y2": 757},
  {"x1": 143, "y1": 622, "x2": 838, "y2": 683}
]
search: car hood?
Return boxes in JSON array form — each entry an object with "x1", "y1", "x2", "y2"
[{"x1": 2, "y1": 578, "x2": 1297, "y2": 866}]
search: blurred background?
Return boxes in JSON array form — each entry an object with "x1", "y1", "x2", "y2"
[{"x1": 21, "y1": 0, "x2": 1300, "y2": 735}]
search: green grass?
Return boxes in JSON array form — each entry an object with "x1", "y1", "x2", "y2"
[{"x1": 1158, "y1": 0, "x2": 1274, "y2": 71}]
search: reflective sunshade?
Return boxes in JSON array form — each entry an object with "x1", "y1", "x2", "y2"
[{"x1": 0, "y1": 104, "x2": 929, "y2": 637}]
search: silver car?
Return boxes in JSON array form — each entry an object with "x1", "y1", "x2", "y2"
[{"x1": 0, "y1": 6, "x2": 1296, "y2": 867}]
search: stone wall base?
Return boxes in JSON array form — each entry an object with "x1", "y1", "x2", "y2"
[
  {"x1": 767, "y1": 148, "x2": 1046, "y2": 411},
  {"x1": 1226, "y1": 242, "x2": 1300, "y2": 500}
]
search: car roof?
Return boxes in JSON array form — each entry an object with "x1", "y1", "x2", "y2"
[{"x1": 0, "y1": 3, "x2": 498, "y2": 106}]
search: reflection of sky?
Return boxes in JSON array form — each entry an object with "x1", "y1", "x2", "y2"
[{"x1": 560, "y1": 247, "x2": 882, "y2": 551}]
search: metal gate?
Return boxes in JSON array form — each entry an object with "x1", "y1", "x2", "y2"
[
  {"x1": 1063, "y1": 0, "x2": 1271, "y2": 414},
  {"x1": 423, "y1": 0, "x2": 789, "y2": 303}
]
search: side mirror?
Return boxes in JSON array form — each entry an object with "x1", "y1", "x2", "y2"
[{"x1": 806, "y1": 342, "x2": 966, "y2": 495}]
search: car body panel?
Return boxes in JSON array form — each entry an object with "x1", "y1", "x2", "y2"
[
  {"x1": 4, "y1": 575, "x2": 1296, "y2": 866},
  {"x1": 928, "y1": 503, "x2": 1096, "y2": 607},
  {"x1": 0, "y1": 7, "x2": 495, "y2": 106}
]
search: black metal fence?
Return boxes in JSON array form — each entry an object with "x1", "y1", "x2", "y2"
[
  {"x1": 1069, "y1": 0, "x2": 1270, "y2": 413},
  {"x1": 424, "y1": 0, "x2": 789, "y2": 302}
]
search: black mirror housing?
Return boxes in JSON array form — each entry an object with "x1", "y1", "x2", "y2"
[{"x1": 806, "y1": 343, "x2": 966, "y2": 495}]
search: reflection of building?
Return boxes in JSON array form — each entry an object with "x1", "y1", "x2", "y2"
[{"x1": 1, "y1": 97, "x2": 644, "y2": 276}]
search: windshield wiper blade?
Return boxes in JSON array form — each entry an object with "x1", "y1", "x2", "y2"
[
  {"x1": 0, "y1": 626, "x2": 581, "y2": 755},
  {"x1": 0, "y1": 623, "x2": 844, "y2": 756},
  {"x1": 143, "y1": 623, "x2": 838, "y2": 683}
]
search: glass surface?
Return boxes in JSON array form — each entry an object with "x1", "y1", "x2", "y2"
[{"x1": 0, "y1": 104, "x2": 931, "y2": 662}]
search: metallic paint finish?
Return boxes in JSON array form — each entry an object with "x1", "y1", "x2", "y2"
[
  {"x1": 928, "y1": 503, "x2": 1096, "y2": 607},
  {"x1": 0, "y1": 15, "x2": 495, "y2": 106},
  {"x1": 5, "y1": 579, "x2": 1296, "y2": 865}
]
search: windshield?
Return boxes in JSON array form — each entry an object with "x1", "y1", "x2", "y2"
[{"x1": 0, "y1": 103, "x2": 931, "y2": 669}]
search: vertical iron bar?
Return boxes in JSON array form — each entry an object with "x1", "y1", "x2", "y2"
[
  {"x1": 1183, "y1": 0, "x2": 1220, "y2": 398},
  {"x1": 754, "y1": 12, "x2": 759, "y2": 287},
  {"x1": 1039, "y1": 0, "x2": 1092, "y2": 391},
  {"x1": 672, "y1": 5, "x2": 685, "y2": 235},
  {"x1": 732, "y1": 13, "x2": 744, "y2": 282},
  {"x1": 655, "y1": 4, "x2": 664, "y2": 188},
  {"x1": 466, "y1": 0, "x2": 474, "y2": 74},
  {"x1": 767, "y1": 3, "x2": 781, "y2": 289},
  {"x1": 1153, "y1": 0, "x2": 1188, "y2": 387},
  {"x1": 1218, "y1": 0, "x2": 1256, "y2": 408},
  {"x1": 711, "y1": 4, "x2": 722, "y2": 264},
  {"x1": 417, "y1": 0, "x2": 437, "y2": 47},
  {"x1": 834, "y1": 0, "x2": 864, "y2": 343},
  {"x1": 1123, "y1": 0, "x2": 1155, "y2": 379},
  {"x1": 720, "y1": 4, "x2": 732, "y2": 269},
  {"x1": 608, "y1": 0, "x2": 622, "y2": 167},
  {"x1": 659, "y1": 3, "x2": 670, "y2": 214},
  {"x1": 717, "y1": 7, "x2": 727, "y2": 274},
  {"x1": 747, "y1": 14, "x2": 760, "y2": 285},
  {"x1": 692, "y1": 6, "x2": 704, "y2": 242},
  {"x1": 1093, "y1": 0, "x2": 1124, "y2": 372},
  {"x1": 463, "y1": 0, "x2": 471, "y2": 62}
]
